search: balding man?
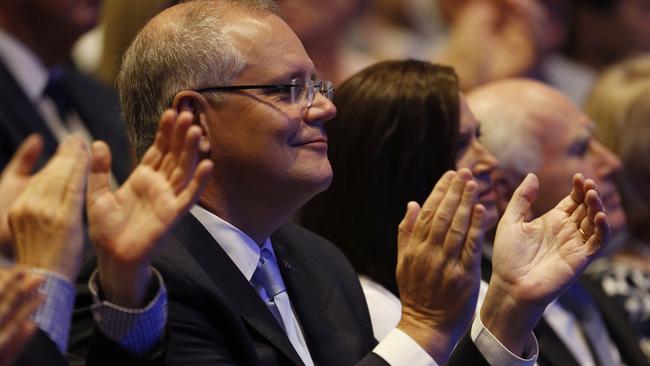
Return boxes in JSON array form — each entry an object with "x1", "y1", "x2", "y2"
[
  {"x1": 469, "y1": 79, "x2": 648, "y2": 366},
  {"x1": 71, "y1": 1, "x2": 611, "y2": 365}
]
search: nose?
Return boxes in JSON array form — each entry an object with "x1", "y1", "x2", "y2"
[
  {"x1": 471, "y1": 140, "x2": 500, "y2": 176},
  {"x1": 303, "y1": 92, "x2": 337, "y2": 124},
  {"x1": 591, "y1": 140, "x2": 622, "y2": 180}
]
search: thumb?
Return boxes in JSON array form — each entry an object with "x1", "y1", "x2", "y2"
[
  {"x1": 87, "y1": 141, "x2": 112, "y2": 205},
  {"x1": 397, "y1": 201, "x2": 420, "y2": 257},
  {"x1": 501, "y1": 173, "x2": 539, "y2": 226}
]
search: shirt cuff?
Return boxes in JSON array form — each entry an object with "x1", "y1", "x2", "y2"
[
  {"x1": 471, "y1": 314, "x2": 538, "y2": 366},
  {"x1": 30, "y1": 268, "x2": 75, "y2": 354},
  {"x1": 89, "y1": 268, "x2": 167, "y2": 355},
  {"x1": 372, "y1": 328, "x2": 438, "y2": 366}
]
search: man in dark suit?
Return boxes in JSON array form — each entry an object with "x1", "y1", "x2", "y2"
[
  {"x1": 470, "y1": 78, "x2": 649, "y2": 366},
  {"x1": 78, "y1": 1, "x2": 611, "y2": 365},
  {"x1": 0, "y1": 0, "x2": 132, "y2": 181}
]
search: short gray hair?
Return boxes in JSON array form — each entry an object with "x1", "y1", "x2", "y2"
[
  {"x1": 117, "y1": 0, "x2": 282, "y2": 158},
  {"x1": 480, "y1": 115, "x2": 542, "y2": 176}
]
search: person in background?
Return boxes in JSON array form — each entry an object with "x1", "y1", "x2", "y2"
[
  {"x1": 584, "y1": 56, "x2": 650, "y2": 360},
  {"x1": 470, "y1": 78, "x2": 648, "y2": 365},
  {"x1": 0, "y1": 0, "x2": 132, "y2": 180}
]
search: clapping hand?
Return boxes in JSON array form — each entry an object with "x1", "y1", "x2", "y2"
[
  {"x1": 0, "y1": 135, "x2": 43, "y2": 255},
  {"x1": 87, "y1": 110, "x2": 213, "y2": 308},
  {"x1": 396, "y1": 169, "x2": 487, "y2": 364},
  {"x1": 480, "y1": 173, "x2": 609, "y2": 354}
]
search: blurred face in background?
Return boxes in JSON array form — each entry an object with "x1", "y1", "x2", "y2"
[
  {"x1": 617, "y1": 0, "x2": 650, "y2": 53},
  {"x1": 456, "y1": 96, "x2": 500, "y2": 229},
  {"x1": 279, "y1": 0, "x2": 363, "y2": 45},
  {"x1": 27, "y1": 0, "x2": 102, "y2": 38}
]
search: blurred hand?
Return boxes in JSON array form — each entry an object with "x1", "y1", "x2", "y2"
[
  {"x1": 0, "y1": 266, "x2": 43, "y2": 366},
  {"x1": 9, "y1": 136, "x2": 89, "y2": 281},
  {"x1": 87, "y1": 110, "x2": 213, "y2": 308},
  {"x1": 480, "y1": 173, "x2": 609, "y2": 354},
  {"x1": 396, "y1": 169, "x2": 486, "y2": 364},
  {"x1": 0, "y1": 135, "x2": 44, "y2": 254}
]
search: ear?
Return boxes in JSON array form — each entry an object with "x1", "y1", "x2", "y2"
[
  {"x1": 172, "y1": 91, "x2": 212, "y2": 154},
  {"x1": 491, "y1": 168, "x2": 521, "y2": 215}
]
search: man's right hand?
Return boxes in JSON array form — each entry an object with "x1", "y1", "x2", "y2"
[
  {"x1": 396, "y1": 169, "x2": 487, "y2": 364},
  {"x1": 87, "y1": 110, "x2": 213, "y2": 309}
]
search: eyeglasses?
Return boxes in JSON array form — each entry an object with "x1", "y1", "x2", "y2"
[{"x1": 195, "y1": 78, "x2": 334, "y2": 108}]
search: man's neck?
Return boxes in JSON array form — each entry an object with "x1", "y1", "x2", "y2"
[{"x1": 198, "y1": 182, "x2": 308, "y2": 246}]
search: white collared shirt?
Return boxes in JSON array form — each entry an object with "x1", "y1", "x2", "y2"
[
  {"x1": 191, "y1": 205, "x2": 452, "y2": 365},
  {"x1": 190, "y1": 205, "x2": 315, "y2": 366}
]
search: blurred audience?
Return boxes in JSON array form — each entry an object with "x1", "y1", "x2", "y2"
[
  {"x1": 301, "y1": 60, "x2": 612, "y2": 365},
  {"x1": 470, "y1": 78, "x2": 648, "y2": 366},
  {"x1": 0, "y1": 0, "x2": 131, "y2": 181},
  {"x1": 584, "y1": 56, "x2": 650, "y2": 359}
]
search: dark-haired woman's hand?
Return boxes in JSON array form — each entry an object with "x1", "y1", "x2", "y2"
[{"x1": 396, "y1": 168, "x2": 487, "y2": 365}]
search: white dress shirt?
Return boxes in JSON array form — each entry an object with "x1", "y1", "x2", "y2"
[
  {"x1": 361, "y1": 275, "x2": 539, "y2": 366},
  {"x1": 191, "y1": 205, "x2": 445, "y2": 366}
]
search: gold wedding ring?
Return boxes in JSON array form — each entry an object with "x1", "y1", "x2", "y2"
[{"x1": 578, "y1": 227, "x2": 589, "y2": 241}]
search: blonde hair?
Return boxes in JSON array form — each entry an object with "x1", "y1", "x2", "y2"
[{"x1": 585, "y1": 55, "x2": 650, "y2": 153}]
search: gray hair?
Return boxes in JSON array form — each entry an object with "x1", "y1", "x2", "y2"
[
  {"x1": 479, "y1": 113, "x2": 542, "y2": 177},
  {"x1": 117, "y1": 0, "x2": 282, "y2": 158}
]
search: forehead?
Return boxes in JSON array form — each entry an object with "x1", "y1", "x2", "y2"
[
  {"x1": 529, "y1": 95, "x2": 593, "y2": 149},
  {"x1": 226, "y1": 13, "x2": 316, "y2": 83}
]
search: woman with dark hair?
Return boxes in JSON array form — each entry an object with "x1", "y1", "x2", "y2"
[{"x1": 302, "y1": 60, "x2": 500, "y2": 339}]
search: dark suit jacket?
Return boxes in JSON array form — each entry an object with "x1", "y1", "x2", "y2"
[
  {"x1": 74, "y1": 214, "x2": 487, "y2": 365},
  {"x1": 0, "y1": 59, "x2": 132, "y2": 182},
  {"x1": 482, "y1": 258, "x2": 649, "y2": 366}
]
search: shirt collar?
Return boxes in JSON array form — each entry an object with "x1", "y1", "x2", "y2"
[
  {"x1": 190, "y1": 205, "x2": 275, "y2": 281},
  {"x1": 0, "y1": 29, "x2": 49, "y2": 101}
]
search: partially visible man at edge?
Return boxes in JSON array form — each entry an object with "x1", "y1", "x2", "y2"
[{"x1": 73, "y1": 1, "x2": 610, "y2": 365}]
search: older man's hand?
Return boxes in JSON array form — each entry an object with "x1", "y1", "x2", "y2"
[
  {"x1": 0, "y1": 135, "x2": 44, "y2": 255},
  {"x1": 396, "y1": 169, "x2": 486, "y2": 364},
  {"x1": 9, "y1": 136, "x2": 89, "y2": 281},
  {"x1": 87, "y1": 110, "x2": 213, "y2": 308},
  {"x1": 0, "y1": 266, "x2": 43, "y2": 366},
  {"x1": 480, "y1": 173, "x2": 609, "y2": 355}
]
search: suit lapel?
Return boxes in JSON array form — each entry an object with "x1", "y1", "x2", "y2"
[
  {"x1": 174, "y1": 215, "x2": 305, "y2": 366},
  {"x1": 0, "y1": 61, "x2": 58, "y2": 161}
]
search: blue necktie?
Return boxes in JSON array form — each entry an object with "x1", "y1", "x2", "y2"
[{"x1": 251, "y1": 248, "x2": 287, "y2": 332}]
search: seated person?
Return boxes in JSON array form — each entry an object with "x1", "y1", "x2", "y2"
[
  {"x1": 469, "y1": 78, "x2": 648, "y2": 366},
  {"x1": 73, "y1": 1, "x2": 608, "y2": 365}
]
